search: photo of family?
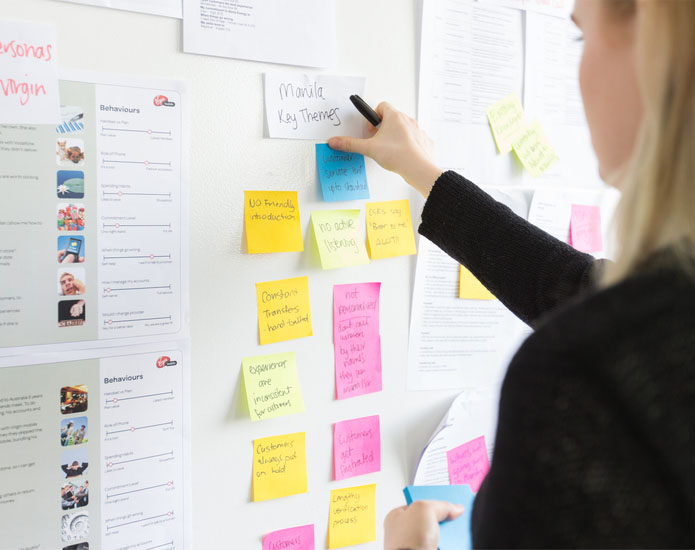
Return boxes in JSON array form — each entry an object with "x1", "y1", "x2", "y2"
[
  {"x1": 58, "y1": 300, "x2": 86, "y2": 327},
  {"x1": 61, "y1": 385, "x2": 88, "y2": 415},
  {"x1": 61, "y1": 480, "x2": 89, "y2": 510},
  {"x1": 60, "y1": 416, "x2": 88, "y2": 446},
  {"x1": 57, "y1": 204, "x2": 85, "y2": 232},
  {"x1": 58, "y1": 269, "x2": 86, "y2": 296},
  {"x1": 61, "y1": 448, "x2": 88, "y2": 479},
  {"x1": 57, "y1": 170, "x2": 85, "y2": 199},
  {"x1": 56, "y1": 138, "x2": 85, "y2": 167},
  {"x1": 57, "y1": 236, "x2": 85, "y2": 264}
]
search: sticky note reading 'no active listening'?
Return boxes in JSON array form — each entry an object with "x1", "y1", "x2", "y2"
[
  {"x1": 447, "y1": 435, "x2": 490, "y2": 493},
  {"x1": 265, "y1": 72, "x2": 366, "y2": 140},
  {"x1": 512, "y1": 121, "x2": 558, "y2": 177},
  {"x1": 263, "y1": 524, "x2": 315, "y2": 550},
  {"x1": 256, "y1": 276, "x2": 312, "y2": 345},
  {"x1": 459, "y1": 266, "x2": 496, "y2": 300},
  {"x1": 311, "y1": 210, "x2": 369, "y2": 270},
  {"x1": 486, "y1": 92, "x2": 525, "y2": 154},
  {"x1": 242, "y1": 351, "x2": 304, "y2": 421},
  {"x1": 316, "y1": 144, "x2": 369, "y2": 202},
  {"x1": 253, "y1": 432, "x2": 307, "y2": 502},
  {"x1": 365, "y1": 199, "x2": 417, "y2": 260},
  {"x1": 570, "y1": 204, "x2": 603, "y2": 252},
  {"x1": 328, "y1": 484, "x2": 376, "y2": 549},
  {"x1": 244, "y1": 190, "x2": 303, "y2": 254},
  {"x1": 333, "y1": 282, "x2": 382, "y2": 399},
  {"x1": 333, "y1": 415, "x2": 380, "y2": 481}
]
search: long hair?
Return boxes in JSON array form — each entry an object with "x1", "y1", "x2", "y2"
[{"x1": 604, "y1": 0, "x2": 695, "y2": 285}]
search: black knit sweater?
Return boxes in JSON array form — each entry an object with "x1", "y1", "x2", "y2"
[{"x1": 418, "y1": 171, "x2": 695, "y2": 548}]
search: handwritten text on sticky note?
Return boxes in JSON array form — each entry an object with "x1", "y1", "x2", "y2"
[
  {"x1": 263, "y1": 524, "x2": 315, "y2": 550},
  {"x1": 316, "y1": 144, "x2": 369, "y2": 202},
  {"x1": 447, "y1": 435, "x2": 490, "y2": 493},
  {"x1": 570, "y1": 204, "x2": 602, "y2": 252},
  {"x1": 244, "y1": 190, "x2": 303, "y2": 253},
  {"x1": 265, "y1": 72, "x2": 366, "y2": 140},
  {"x1": 253, "y1": 432, "x2": 308, "y2": 502},
  {"x1": 242, "y1": 351, "x2": 304, "y2": 421},
  {"x1": 459, "y1": 266, "x2": 495, "y2": 300},
  {"x1": 512, "y1": 121, "x2": 558, "y2": 177},
  {"x1": 333, "y1": 415, "x2": 380, "y2": 481},
  {"x1": 486, "y1": 92, "x2": 526, "y2": 154},
  {"x1": 328, "y1": 484, "x2": 376, "y2": 548},
  {"x1": 365, "y1": 199, "x2": 417, "y2": 260},
  {"x1": 333, "y1": 282, "x2": 382, "y2": 399},
  {"x1": 0, "y1": 20, "x2": 59, "y2": 124},
  {"x1": 256, "y1": 276, "x2": 312, "y2": 345},
  {"x1": 311, "y1": 210, "x2": 369, "y2": 270}
]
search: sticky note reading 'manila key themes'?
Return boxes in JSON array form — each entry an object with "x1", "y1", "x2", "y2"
[
  {"x1": 244, "y1": 190, "x2": 303, "y2": 253},
  {"x1": 256, "y1": 276, "x2": 312, "y2": 345},
  {"x1": 253, "y1": 432, "x2": 307, "y2": 502},
  {"x1": 316, "y1": 144, "x2": 369, "y2": 202},
  {"x1": 328, "y1": 484, "x2": 376, "y2": 548},
  {"x1": 311, "y1": 209, "x2": 369, "y2": 270},
  {"x1": 242, "y1": 351, "x2": 304, "y2": 421}
]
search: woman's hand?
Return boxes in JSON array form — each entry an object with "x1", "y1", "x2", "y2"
[
  {"x1": 328, "y1": 102, "x2": 443, "y2": 197},
  {"x1": 384, "y1": 499, "x2": 466, "y2": 550}
]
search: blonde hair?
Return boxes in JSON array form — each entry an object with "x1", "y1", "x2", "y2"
[{"x1": 604, "y1": 0, "x2": 695, "y2": 285}]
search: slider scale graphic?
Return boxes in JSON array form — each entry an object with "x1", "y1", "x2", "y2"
[
  {"x1": 103, "y1": 315, "x2": 172, "y2": 326},
  {"x1": 103, "y1": 190, "x2": 172, "y2": 198},
  {"x1": 102, "y1": 252, "x2": 172, "y2": 261},
  {"x1": 101, "y1": 125, "x2": 172, "y2": 136},
  {"x1": 106, "y1": 510, "x2": 174, "y2": 530},
  {"x1": 106, "y1": 450, "x2": 174, "y2": 469},
  {"x1": 105, "y1": 420, "x2": 174, "y2": 436},
  {"x1": 105, "y1": 390, "x2": 174, "y2": 404},
  {"x1": 104, "y1": 284, "x2": 172, "y2": 294},
  {"x1": 106, "y1": 480, "x2": 174, "y2": 499},
  {"x1": 102, "y1": 156, "x2": 172, "y2": 168},
  {"x1": 102, "y1": 221, "x2": 172, "y2": 229}
]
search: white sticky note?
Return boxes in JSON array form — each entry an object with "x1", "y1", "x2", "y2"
[
  {"x1": 265, "y1": 72, "x2": 366, "y2": 140},
  {"x1": 0, "y1": 20, "x2": 59, "y2": 124}
]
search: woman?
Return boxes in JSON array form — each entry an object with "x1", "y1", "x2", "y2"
[{"x1": 330, "y1": 0, "x2": 694, "y2": 547}]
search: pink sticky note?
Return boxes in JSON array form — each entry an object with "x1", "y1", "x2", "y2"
[
  {"x1": 263, "y1": 524, "x2": 314, "y2": 550},
  {"x1": 333, "y1": 415, "x2": 381, "y2": 481},
  {"x1": 333, "y1": 282, "x2": 382, "y2": 399},
  {"x1": 570, "y1": 204, "x2": 603, "y2": 252},
  {"x1": 447, "y1": 436, "x2": 490, "y2": 493}
]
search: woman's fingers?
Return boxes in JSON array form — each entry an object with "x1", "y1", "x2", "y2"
[{"x1": 327, "y1": 136, "x2": 372, "y2": 156}]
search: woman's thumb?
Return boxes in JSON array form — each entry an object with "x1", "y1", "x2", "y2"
[{"x1": 328, "y1": 136, "x2": 371, "y2": 156}]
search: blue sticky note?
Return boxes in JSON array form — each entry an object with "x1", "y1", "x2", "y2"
[
  {"x1": 315, "y1": 143, "x2": 370, "y2": 201},
  {"x1": 404, "y1": 485, "x2": 476, "y2": 550}
]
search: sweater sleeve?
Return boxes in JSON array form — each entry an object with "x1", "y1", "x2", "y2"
[{"x1": 418, "y1": 171, "x2": 601, "y2": 327}]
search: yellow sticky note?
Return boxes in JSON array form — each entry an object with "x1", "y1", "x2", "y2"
[
  {"x1": 311, "y1": 210, "x2": 369, "y2": 270},
  {"x1": 459, "y1": 265, "x2": 496, "y2": 300},
  {"x1": 242, "y1": 351, "x2": 305, "y2": 421},
  {"x1": 328, "y1": 484, "x2": 377, "y2": 548},
  {"x1": 245, "y1": 190, "x2": 303, "y2": 253},
  {"x1": 252, "y1": 432, "x2": 307, "y2": 501},
  {"x1": 512, "y1": 121, "x2": 558, "y2": 177},
  {"x1": 365, "y1": 199, "x2": 417, "y2": 260},
  {"x1": 256, "y1": 276, "x2": 312, "y2": 345},
  {"x1": 486, "y1": 92, "x2": 526, "y2": 154}
]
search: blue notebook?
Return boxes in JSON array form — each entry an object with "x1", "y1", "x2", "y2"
[{"x1": 403, "y1": 485, "x2": 476, "y2": 550}]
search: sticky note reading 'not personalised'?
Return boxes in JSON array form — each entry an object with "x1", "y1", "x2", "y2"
[
  {"x1": 311, "y1": 210, "x2": 369, "y2": 270},
  {"x1": 512, "y1": 121, "x2": 558, "y2": 177},
  {"x1": 333, "y1": 282, "x2": 382, "y2": 399},
  {"x1": 265, "y1": 72, "x2": 366, "y2": 140},
  {"x1": 252, "y1": 432, "x2": 308, "y2": 502},
  {"x1": 256, "y1": 276, "x2": 312, "y2": 345},
  {"x1": 459, "y1": 266, "x2": 496, "y2": 300},
  {"x1": 570, "y1": 204, "x2": 603, "y2": 252},
  {"x1": 263, "y1": 524, "x2": 315, "y2": 550},
  {"x1": 316, "y1": 144, "x2": 369, "y2": 202},
  {"x1": 328, "y1": 484, "x2": 376, "y2": 549},
  {"x1": 0, "y1": 20, "x2": 59, "y2": 124},
  {"x1": 333, "y1": 415, "x2": 380, "y2": 481},
  {"x1": 365, "y1": 199, "x2": 417, "y2": 260},
  {"x1": 486, "y1": 92, "x2": 526, "y2": 154},
  {"x1": 447, "y1": 435, "x2": 490, "y2": 493},
  {"x1": 242, "y1": 351, "x2": 304, "y2": 421},
  {"x1": 244, "y1": 190, "x2": 303, "y2": 253}
]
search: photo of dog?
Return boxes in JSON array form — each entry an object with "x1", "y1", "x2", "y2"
[{"x1": 57, "y1": 138, "x2": 85, "y2": 167}]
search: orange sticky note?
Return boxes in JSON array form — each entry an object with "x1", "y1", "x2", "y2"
[
  {"x1": 459, "y1": 266, "x2": 495, "y2": 300},
  {"x1": 245, "y1": 190, "x2": 303, "y2": 253},
  {"x1": 256, "y1": 276, "x2": 312, "y2": 345},
  {"x1": 328, "y1": 484, "x2": 376, "y2": 548},
  {"x1": 252, "y1": 432, "x2": 308, "y2": 502},
  {"x1": 365, "y1": 199, "x2": 417, "y2": 259}
]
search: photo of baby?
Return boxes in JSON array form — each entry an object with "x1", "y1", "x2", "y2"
[
  {"x1": 58, "y1": 268, "x2": 85, "y2": 296},
  {"x1": 58, "y1": 236, "x2": 85, "y2": 264},
  {"x1": 58, "y1": 204, "x2": 85, "y2": 232},
  {"x1": 58, "y1": 299, "x2": 86, "y2": 328},
  {"x1": 56, "y1": 138, "x2": 85, "y2": 167},
  {"x1": 60, "y1": 416, "x2": 88, "y2": 447},
  {"x1": 57, "y1": 170, "x2": 84, "y2": 199}
]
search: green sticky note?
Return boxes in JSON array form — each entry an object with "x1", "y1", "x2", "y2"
[
  {"x1": 512, "y1": 121, "x2": 558, "y2": 177},
  {"x1": 486, "y1": 92, "x2": 526, "y2": 154},
  {"x1": 242, "y1": 351, "x2": 305, "y2": 421},
  {"x1": 311, "y1": 209, "x2": 369, "y2": 270}
]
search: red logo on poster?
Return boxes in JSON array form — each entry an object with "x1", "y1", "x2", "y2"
[
  {"x1": 156, "y1": 356, "x2": 170, "y2": 368},
  {"x1": 153, "y1": 95, "x2": 168, "y2": 106}
]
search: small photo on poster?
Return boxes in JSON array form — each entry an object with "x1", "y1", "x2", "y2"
[
  {"x1": 61, "y1": 510, "x2": 89, "y2": 543},
  {"x1": 58, "y1": 299, "x2": 86, "y2": 327},
  {"x1": 58, "y1": 236, "x2": 85, "y2": 264},
  {"x1": 58, "y1": 204, "x2": 85, "y2": 232},
  {"x1": 60, "y1": 416, "x2": 88, "y2": 447},
  {"x1": 56, "y1": 138, "x2": 85, "y2": 167},
  {"x1": 58, "y1": 268, "x2": 86, "y2": 296},
  {"x1": 61, "y1": 480, "x2": 89, "y2": 510},
  {"x1": 61, "y1": 385, "x2": 88, "y2": 415},
  {"x1": 63, "y1": 544, "x2": 89, "y2": 550},
  {"x1": 61, "y1": 448, "x2": 89, "y2": 479},
  {"x1": 57, "y1": 105, "x2": 85, "y2": 135},
  {"x1": 57, "y1": 170, "x2": 85, "y2": 199}
]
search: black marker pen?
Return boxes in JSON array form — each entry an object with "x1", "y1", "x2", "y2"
[{"x1": 349, "y1": 94, "x2": 382, "y2": 128}]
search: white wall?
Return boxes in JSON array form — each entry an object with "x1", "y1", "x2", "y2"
[{"x1": 5, "y1": 0, "x2": 466, "y2": 547}]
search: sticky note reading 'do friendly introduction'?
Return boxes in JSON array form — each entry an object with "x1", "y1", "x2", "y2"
[
  {"x1": 459, "y1": 266, "x2": 496, "y2": 300},
  {"x1": 242, "y1": 351, "x2": 304, "y2": 421},
  {"x1": 263, "y1": 524, "x2": 315, "y2": 550},
  {"x1": 365, "y1": 199, "x2": 417, "y2": 260},
  {"x1": 256, "y1": 276, "x2": 312, "y2": 345},
  {"x1": 486, "y1": 92, "x2": 526, "y2": 154},
  {"x1": 252, "y1": 432, "x2": 308, "y2": 502},
  {"x1": 328, "y1": 484, "x2": 376, "y2": 549},
  {"x1": 512, "y1": 121, "x2": 558, "y2": 178},
  {"x1": 244, "y1": 190, "x2": 303, "y2": 253},
  {"x1": 311, "y1": 209, "x2": 369, "y2": 270}
]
